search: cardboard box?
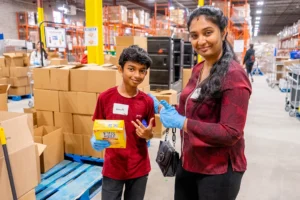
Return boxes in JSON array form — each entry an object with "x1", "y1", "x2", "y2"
[
  {"x1": 0, "y1": 77, "x2": 8, "y2": 84},
  {"x1": 64, "y1": 133, "x2": 83, "y2": 155},
  {"x1": 73, "y1": 115, "x2": 93, "y2": 135},
  {"x1": 50, "y1": 65, "x2": 82, "y2": 91},
  {"x1": 36, "y1": 110, "x2": 54, "y2": 126},
  {"x1": 9, "y1": 77, "x2": 29, "y2": 87},
  {"x1": 0, "y1": 56, "x2": 5, "y2": 67},
  {"x1": 34, "y1": 89, "x2": 59, "y2": 112},
  {"x1": 33, "y1": 67, "x2": 51, "y2": 90},
  {"x1": 153, "y1": 114, "x2": 166, "y2": 138},
  {"x1": 0, "y1": 85, "x2": 9, "y2": 111},
  {"x1": 142, "y1": 85, "x2": 150, "y2": 93},
  {"x1": 34, "y1": 126, "x2": 64, "y2": 173},
  {"x1": 59, "y1": 92, "x2": 96, "y2": 115},
  {"x1": 70, "y1": 65, "x2": 122, "y2": 93},
  {"x1": 116, "y1": 46, "x2": 127, "y2": 61},
  {"x1": 3, "y1": 67, "x2": 10, "y2": 77},
  {"x1": 105, "y1": 55, "x2": 118, "y2": 66},
  {"x1": 54, "y1": 112, "x2": 73, "y2": 132},
  {"x1": 9, "y1": 86, "x2": 27, "y2": 96},
  {"x1": 3, "y1": 53, "x2": 24, "y2": 67},
  {"x1": 35, "y1": 143, "x2": 47, "y2": 184},
  {"x1": 10, "y1": 67, "x2": 29, "y2": 77},
  {"x1": 24, "y1": 108, "x2": 37, "y2": 126},
  {"x1": 26, "y1": 86, "x2": 31, "y2": 94},
  {"x1": 0, "y1": 112, "x2": 39, "y2": 199},
  {"x1": 183, "y1": 68, "x2": 192, "y2": 88},
  {"x1": 50, "y1": 58, "x2": 68, "y2": 65},
  {"x1": 150, "y1": 89, "x2": 178, "y2": 105},
  {"x1": 18, "y1": 188, "x2": 36, "y2": 200},
  {"x1": 115, "y1": 36, "x2": 147, "y2": 50},
  {"x1": 83, "y1": 135, "x2": 104, "y2": 158},
  {"x1": 23, "y1": 53, "x2": 31, "y2": 67}
]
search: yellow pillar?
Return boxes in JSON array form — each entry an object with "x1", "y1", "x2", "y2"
[
  {"x1": 37, "y1": 0, "x2": 45, "y2": 45},
  {"x1": 85, "y1": 0, "x2": 104, "y2": 65},
  {"x1": 197, "y1": 0, "x2": 205, "y2": 63}
]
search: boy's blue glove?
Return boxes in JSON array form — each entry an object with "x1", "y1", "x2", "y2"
[
  {"x1": 147, "y1": 93, "x2": 160, "y2": 114},
  {"x1": 160, "y1": 100, "x2": 186, "y2": 129},
  {"x1": 90, "y1": 135, "x2": 111, "y2": 152}
]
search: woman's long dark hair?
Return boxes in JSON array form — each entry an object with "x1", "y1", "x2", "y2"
[
  {"x1": 187, "y1": 6, "x2": 237, "y2": 105},
  {"x1": 36, "y1": 41, "x2": 48, "y2": 59}
]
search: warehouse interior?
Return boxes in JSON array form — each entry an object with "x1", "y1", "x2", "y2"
[{"x1": 0, "y1": 0, "x2": 300, "y2": 200}]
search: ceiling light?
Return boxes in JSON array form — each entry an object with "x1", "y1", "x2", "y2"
[
  {"x1": 256, "y1": 10, "x2": 262, "y2": 14},
  {"x1": 255, "y1": 21, "x2": 260, "y2": 24},
  {"x1": 254, "y1": 32, "x2": 258, "y2": 37},
  {"x1": 257, "y1": 1, "x2": 264, "y2": 6},
  {"x1": 256, "y1": 17, "x2": 261, "y2": 20},
  {"x1": 169, "y1": 6, "x2": 175, "y2": 10}
]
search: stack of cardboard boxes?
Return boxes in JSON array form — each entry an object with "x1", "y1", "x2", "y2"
[
  {"x1": 1, "y1": 53, "x2": 31, "y2": 96},
  {"x1": 33, "y1": 60, "x2": 150, "y2": 159},
  {"x1": 170, "y1": 9, "x2": 186, "y2": 26}
]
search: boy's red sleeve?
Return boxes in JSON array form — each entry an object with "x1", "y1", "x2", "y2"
[
  {"x1": 92, "y1": 95, "x2": 105, "y2": 121},
  {"x1": 147, "y1": 98, "x2": 156, "y2": 127}
]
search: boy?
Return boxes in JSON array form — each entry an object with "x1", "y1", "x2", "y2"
[{"x1": 91, "y1": 45, "x2": 155, "y2": 200}]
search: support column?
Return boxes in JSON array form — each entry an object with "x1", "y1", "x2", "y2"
[
  {"x1": 37, "y1": 0, "x2": 45, "y2": 45},
  {"x1": 85, "y1": 0, "x2": 104, "y2": 65},
  {"x1": 197, "y1": 0, "x2": 204, "y2": 63}
]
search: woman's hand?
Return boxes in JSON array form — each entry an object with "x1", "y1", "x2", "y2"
[
  {"x1": 160, "y1": 100, "x2": 186, "y2": 129},
  {"x1": 132, "y1": 118, "x2": 154, "y2": 140}
]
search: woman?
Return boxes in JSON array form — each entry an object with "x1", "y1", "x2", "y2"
[
  {"x1": 30, "y1": 41, "x2": 48, "y2": 66},
  {"x1": 149, "y1": 6, "x2": 251, "y2": 200}
]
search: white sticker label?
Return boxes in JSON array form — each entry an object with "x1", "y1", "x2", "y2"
[
  {"x1": 190, "y1": 88, "x2": 201, "y2": 99},
  {"x1": 113, "y1": 103, "x2": 129, "y2": 115}
]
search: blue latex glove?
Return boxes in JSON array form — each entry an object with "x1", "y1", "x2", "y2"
[
  {"x1": 90, "y1": 135, "x2": 111, "y2": 151},
  {"x1": 147, "y1": 93, "x2": 160, "y2": 114},
  {"x1": 160, "y1": 100, "x2": 186, "y2": 129},
  {"x1": 33, "y1": 61, "x2": 40, "y2": 66}
]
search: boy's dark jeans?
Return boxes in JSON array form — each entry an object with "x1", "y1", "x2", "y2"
[{"x1": 102, "y1": 175, "x2": 148, "y2": 200}]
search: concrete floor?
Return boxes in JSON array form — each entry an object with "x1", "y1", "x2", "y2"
[{"x1": 8, "y1": 75, "x2": 300, "y2": 200}]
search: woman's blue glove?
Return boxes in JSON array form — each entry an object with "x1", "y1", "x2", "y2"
[
  {"x1": 148, "y1": 93, "x2": 160, "y2": 114},
  {"x1": 90, "y1": 135, "x2": 111, "y2": 151},
  {"x1": 33, "y1": 61, "x2": 40, "y2": 66},
  {"x1": 160, "y1": 100, "x2": 186, "y2": 129}
]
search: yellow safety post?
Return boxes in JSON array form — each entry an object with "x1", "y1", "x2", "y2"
[
  {"x1": 197, "y1": 0, "x2": 204, "y2": 63},
  {"x1": 37, "y1": 0, "x2": 45, "y2": 45},
  {"x1": 85, "y1": 0, "x2": 104, "y2": 65}
]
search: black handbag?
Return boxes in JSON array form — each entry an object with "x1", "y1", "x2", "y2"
[{"x1": 156, "y1": 128, "x2": 179, "y2": 177}]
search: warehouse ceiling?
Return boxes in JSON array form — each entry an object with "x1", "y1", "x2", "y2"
[{"x1": 19, "y1": 0, "x2": 300, "y2": 35}]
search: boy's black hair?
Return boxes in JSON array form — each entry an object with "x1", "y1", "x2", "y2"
[{"x1": 118, "y1": 45, "x2": 152, "y2": 69}]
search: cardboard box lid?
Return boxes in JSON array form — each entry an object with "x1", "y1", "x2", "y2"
[
  {"x1": 0, "y1": 84, "x2": 10, "y2": 94},
  {"x1": 0, "y1": 112, "x2": 34, "y2": 156},
  {"x1": 3, "y1": 53, "x2": 23, "y2": 58},
  {"x1": 34, "y1": 126, "x2": 60, "y2": 137}
]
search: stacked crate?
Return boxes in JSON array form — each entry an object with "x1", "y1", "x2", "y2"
[{"x1": 2, "y1": 53, "x2": 31, "y2": 96}]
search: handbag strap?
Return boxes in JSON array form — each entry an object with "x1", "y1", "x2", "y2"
[{"x1": 164, "y1": 128, "x2": 176, "y2": 148}]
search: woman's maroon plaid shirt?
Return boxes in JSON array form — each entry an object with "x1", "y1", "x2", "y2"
[{"x1": 177, "y1": 60, "x2": 252, "y2": 174}]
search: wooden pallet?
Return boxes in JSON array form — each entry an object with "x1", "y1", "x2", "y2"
[
  {"x1": 65, "y1": 154, "x2": 104, "y2": 165},
  {"x1": 36, "y1": 160, "x2": 103, "y2": 200},
  {"x1": 8, "y1": 94, "x2": 31, "y2": 101}
]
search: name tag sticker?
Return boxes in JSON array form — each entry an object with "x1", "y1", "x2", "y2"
[
  {"x1": 190, "y1": 88, "x2": 201, "y2": 99},
  {"x1": 113, "y1": 103, "x2": 129, "y2": 115}
]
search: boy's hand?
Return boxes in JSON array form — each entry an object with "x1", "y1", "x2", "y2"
[{"x1": 131, "y1": 118, "x2": 154, "y2": 140}]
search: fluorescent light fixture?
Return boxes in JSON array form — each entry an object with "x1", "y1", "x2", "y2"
[
  {"x1": 254, "y1": 32, "x2": 258, "y2": 37},
  {"x1": 169, "y1": 6, "x2": 175, "y2": 10},
  {"x1": 255, "y1": 21, "x2": 260, "y2": 24},
  {"x1": 256, "y1": 10, "x2": 262, "y2": 14},
  {"x1": 212, "y1": 2, "x2": 215, "y2": 6},
  {"x1": 257, "y1": 1, "x2": 264, "y2": 6},
  {"x1": 256, "y1": 17, "x2": 261, "y2": 20}
]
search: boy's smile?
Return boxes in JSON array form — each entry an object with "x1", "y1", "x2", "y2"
[{"x1": 119, "y1": 61, "x2": 147, "y2": 88}]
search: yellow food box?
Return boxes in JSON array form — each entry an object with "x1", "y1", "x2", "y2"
[{"x1": 93, "y1": 120, "x2": 126, "y2": 148}]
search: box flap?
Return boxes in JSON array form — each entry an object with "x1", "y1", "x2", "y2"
[
  {"x1": 35, "y1": 143, "x2": 47, "y2": 156},
  {"x1": 34, "y1": 126, "x2": 45, "y2": 137},
  {"x1": 0, "y1": 84, "x2": 10, "y2": 93}
]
